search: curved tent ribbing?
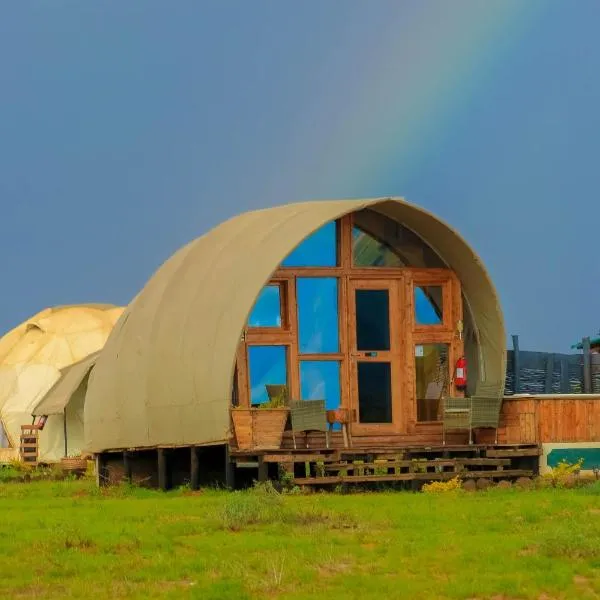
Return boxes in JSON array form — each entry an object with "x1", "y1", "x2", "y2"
[{"x1": 85, "y1": 198, "x2": 505, "y2": 453}]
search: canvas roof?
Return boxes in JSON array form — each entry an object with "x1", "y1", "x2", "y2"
[
  {"x1": 85, "y1": 198, "x2": 506, "y2": 453},
  {"x1": 32, "y1": 352, "x2": 99, "y2": 416}
]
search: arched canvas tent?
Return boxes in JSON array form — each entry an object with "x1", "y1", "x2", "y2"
[
  {"x1": 0, "y1": 304, "x2": 124, "y2": 462},
  {"x1": 85, "y1": 198, "x2": 505, "y2": 454}
]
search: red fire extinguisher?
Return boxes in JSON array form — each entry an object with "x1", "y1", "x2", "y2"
[{"x1": 455, "y1": 356, "x2": 467, "y2": 390}]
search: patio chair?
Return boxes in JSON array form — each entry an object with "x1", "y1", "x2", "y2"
[
  {"x1": 289, "y1": 399, "x2": 329, "y2": 449},
  {"x1": 442, "y1": 381, "x2": 504, "y2": 444},
  {"x1": 470, "y1": 381, "x2": 504, "y2": 444},
  {"x1": 442, "y1": 396, "x2": 472, "y2": 445}
]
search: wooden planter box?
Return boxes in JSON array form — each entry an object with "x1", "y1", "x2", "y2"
[{"x1": 231, "y1": 408, "x2": 289, "y2": 450}]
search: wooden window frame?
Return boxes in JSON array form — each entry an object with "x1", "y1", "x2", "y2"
[{"x1": 234, "y1": 214, "x2": 465, "y2": 434}]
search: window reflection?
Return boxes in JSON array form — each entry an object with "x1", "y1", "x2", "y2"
[
  {"x1": 248, "y1": 346, "x2": 287, "y2": 405},
  {"x1": 415, "y1": 286, "x2": 443, "y2": 325},
  {"x1": 297, "y1": 278, "x2": 339, "y2": 353},
  {"x1": 355, "y1": 289, "x2": 390, "y2": 351},
  {"x1": 300, "y1": 361, "x2": 341, "y2": 409},
  {"x1": 415, "y1": 344, "x2": 449, "y2": 421},
  {"x1": 281, "y1": 221, "x2": 337, "y2": 267},
  {"x1": 357, "y1": 362, "x2": 392, "y2": 423},
  {"x1": 352, "y1": 226, "x2": 403, "y2": 267},
  {"x1": 248, "y1": 285, "x2": 282, "y2": 328},
  {"x1": 300, "y1": 360, "x2": 341, "y2": 430}
]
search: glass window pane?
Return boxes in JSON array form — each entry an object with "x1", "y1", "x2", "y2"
[
  {"x1": 300, "y1": 361, "x2": 341, "y2": 410},
  {"x1": 297, "y1": 278, "x2": 339, "y2": 353},
  {"x1": 355, "y1": 289, "x2": 390, "y2": 351},
  {"x1": 281, "y1": 222, "x2": 337, "y2": 267},
  {"x1": 248, "y1": 346, "x2": 287, "y2": 405},
  {"x1": 300, "y1": 361, "x2": 342, "y2": 431},
  {"x1": 248, "y1": 285, "x2": 282, "y2": 327},
  {"x1": 352, "y1": 226, "x2": 403, "y2": 267},
  {"x1": 415, "y1": 344, "x2": 449, "y2": 422},
  {"x1": 357, "y1": 362, "x2": 392, "y2": 423},
  {"x1": 415, "y1": 286, "x2": 443, "y2": 325}
]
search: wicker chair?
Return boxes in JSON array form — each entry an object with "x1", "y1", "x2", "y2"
[
  {"x1": 442, "y1": 381, "x2": 504, "y2": 444},
  {"x1": 442, "y1": 397, "x2": 472, "y2": 445},
  {"x1": 470, "y1": 382, "x2": 504, "y2": 443},
  {"x1": 289, "y1": 399, "x2": 329, "y2": 449}
]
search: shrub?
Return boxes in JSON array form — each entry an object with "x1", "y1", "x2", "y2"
[
  {"x1": 540, "y1": 458, "x2": 584, "y2": 488},
  {"x1": 422, "y1": 476, "x2": 462, "y2": 494}
]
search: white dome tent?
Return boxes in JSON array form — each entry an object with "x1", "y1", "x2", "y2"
[{"x1": 0, "y1": 304, "x2": 123, "y2": 463}]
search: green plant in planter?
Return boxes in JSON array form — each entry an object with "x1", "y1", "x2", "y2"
[{"x1": 260, "y1": 395, "x2": 286, "y2": 409}]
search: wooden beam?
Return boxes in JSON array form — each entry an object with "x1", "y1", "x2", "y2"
[
  {"x1": 157, "y1": 448, "x2": 167, "y2": 491},
  {"x1": 486, "y1": 447, "x2": 541, "y2": 458},
  {"x1": 224, "y1": 445, "x2": 235, "y2": 489},
  {"x1": 96, "y1": 454, "x2": 107, "y2": 487},
  {"x1": 190, "y1": 446, "x2": 200, "y2": 490},
  {"x1": 583, "y1": 337, "x2": 592, "y2": 394},
  {"x1": 512, "y1": 335, "x2": 521, "y2": 393},
  {"x1": 257, "y1": 456, "x2": 268, "y2": 482},
  {"x1": 123, "y1": 451, "x2": 132, "y2": 484}
]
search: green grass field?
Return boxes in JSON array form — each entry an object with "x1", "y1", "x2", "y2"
[{"x1": 1, "y1": 479, "x2": 599, "y2": 600}]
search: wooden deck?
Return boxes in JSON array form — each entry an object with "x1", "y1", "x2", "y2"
[{"x1": 231, "y1": 443, "x2": 541, "y2": 487}]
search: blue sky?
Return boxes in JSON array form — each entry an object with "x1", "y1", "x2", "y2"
[{"x1": 1, "y1": 1, "x2": 598, "y2": 352}]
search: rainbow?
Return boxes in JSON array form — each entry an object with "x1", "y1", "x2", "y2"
[{"x1": 287, "y1": 2, "x2": 543, "y2": 199}]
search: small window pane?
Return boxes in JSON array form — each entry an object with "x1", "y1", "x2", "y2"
[
  {"x1": 300, "y1": 361, "x2": 341, "y2": 410},
  {"x1": 352, "y1": 226, "x2": 403, "y2": 267},
  {"x1": 297, "y1": 278, "x2": 339, "y2": 353},
  {"x1": 281, "y1": 222, "x2": 337, "y2": 267},
  {"x1": 415, "y1": 286, "x2": 443, "y2": 325},
  {"x1": 248, "y1": 285, "x2": 281, "y2": 327},
  {"x1": 355, "y1": 289, "x2": 390, "y2": 351},
  {"x1": 357, "y1": 362, "x2": 392, "y2": 423},
  {"x1": 248, "y1": 346, "x2": 287, "y2": 405},
  {"x1": 415, "y1": 344, "x2": 449, "y2": 422}
]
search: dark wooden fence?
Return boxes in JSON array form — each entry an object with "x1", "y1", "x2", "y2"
[{"x1": 505, "y1": 335, "x2": 600, "y2": 395}]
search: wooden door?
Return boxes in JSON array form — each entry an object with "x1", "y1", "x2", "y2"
[
  {"x1": 408, "y1": 270, "x2": 465, "y2": 427},
  {"x1": 348, "y1": 279, "x2": 403, "y2": 435}
]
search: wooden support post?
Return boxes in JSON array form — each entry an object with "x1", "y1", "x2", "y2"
[
  {"x1": 224, "y1": 445, "x2": 235, "y2": 490},
  {"x1": 560, "y1": 358, "x2": 570, "y2": 394},
  {"x1": 63, "y1": 411, "x2": 68, "y2": 457},
  {"x1": 512, "y1": 335, "x2": 521, "y2": 394},
  {"x1": 123, "y1": 451, "x2": 132, "y2": 484},
  {"x1": 96, "y1": 453, "x2": 107, "y2": 487},
  {"x1": 257, "y1": 456, "x2": 268, "y2": 483},
  {"x1": 157, "y1": 448, "x2": 168, "y2": 491},
  {"x1": 544, "y1": 354, "x2": 554, "y2": 393},
  {"x1": 583, "y1": 337, "x2": 592, "y2": 394},
  {"x1": 190, "y1": 446, "x2": 200, "y2": 490}
]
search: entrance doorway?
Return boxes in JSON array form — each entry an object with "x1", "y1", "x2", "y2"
[
  {"x1": 348, "y1": 273, "x2": 464, "y2": 437},
  {"x1": 348, "y1": 279, "x2": 403, "y2": 434}
]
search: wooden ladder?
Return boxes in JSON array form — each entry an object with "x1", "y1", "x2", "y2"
[{"x1": 20, "y1": 424, "x2": 43, "y2": 466}]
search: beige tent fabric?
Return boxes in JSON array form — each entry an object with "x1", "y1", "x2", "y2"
[
  {"x1": 0, "y1": 305, "x2": 123, "y2": 462},
  {"x1": 85, "y1": 198, "x2": 506, "y2": 453},
  {"x1": 32, "y1": 352, "x2": 99, "y2": 416}
]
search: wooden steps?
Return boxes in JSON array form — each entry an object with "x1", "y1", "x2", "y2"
[
  {"x1": 20, "y1": 424, "x2": 42, "y2": 466},
  {"x1": 232, "y1": 442, "x2": 540, "y2": 487}
]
